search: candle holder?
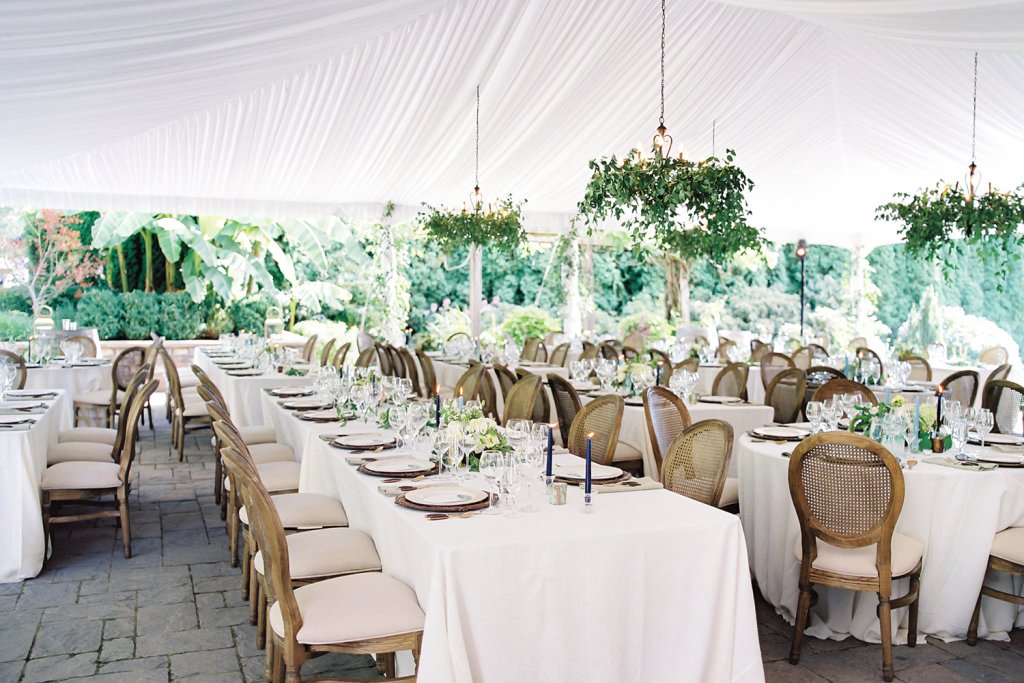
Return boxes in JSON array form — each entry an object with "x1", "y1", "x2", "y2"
[
  {"x1": 548, "y1": 482, "x2": 567, "y2": 505},
  {"x1": 583, "y1": 491, "x2": 594, "y2": 513},
  {"x1": 930, "y1": 433, "x2": 945, "y2": 454}
]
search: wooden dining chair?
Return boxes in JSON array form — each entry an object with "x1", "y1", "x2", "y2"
[
  {"x1": 0, "y1": 350, "x2": 27, "y2": 389},
  {"x1": 674, "y1": 357, "x2": 699, "y2": 374},
  {"x1": 598, "y1": 341, "x2": 620, "y2": 360},
  {"x1": 661, "y1": 419, "x2": 733, "y2": 507},
  {"x1": 943, "y1": 369, "x2": 980, "y2": 408},
  {"x1": 318, "y1": 339, "x2": 336, "y2": 368},
  {"x1": 967, "y1": 527, "x2": 1024, "y2": 645},
  {"x1": 397, "y1": 348, "x2": 421, "y2": 396},
  {"x1": 41, "y1": 379, "x2": 157, "y2": 560},
  {"x1": 332, "y1": 342, "x2": 351, "y2": 369},
  {"x1": 788, "y1": 433, "x2": 922, "y2": 682},
  {"x1": 791, "y1": 346, "x2": 814, "y2": 370},
  {"x1": 766, "y1": 368, "x2": 807, "y2": 424},
  {"x1": 453, "y1": 365, "x2": 485, "y2": 405},
  {"x1": 301, "y1": 335, "x2": 318, "y2": 363},
  {"x1": 811, "y1": 378, "x2": 877, "y2": 406},
  {"x1": 522, "y1": 336, "x2": 542, "y2": 362},
  {"x1": 849, "y1": 336, "x2": 867, "y2": 351},
  {"x1": 750, "y1": 340, "x2": 771, "y2": 364},
  {"x1": 621, "y1": 345, "x2": 641, "y2": 361},
  {"x1": 761, "y1": 352, "x2": 794, "y2": 390},
  {"x1": 712, "y1": 362, "x2": 749, "y2": 400},
  {"x1": 492, "y1": 363, "x2": 518, "y2": 401},
  {"x1": 64, "y1": 334, "x2": 98, "y2": 358},
  {"x1": 982, "y1": 380, "x2": 1024, "y2": 434},
  {"x1": 515, "y1": 368, "x2": 550, "y2": 424},
  {"x1": 622, "y1": 331, "x2": 645, "y2": 354},
  {"x1": 902, "y1": 355, "x2": 932, "y2": 382},
  {"x1": 642, "y1": 387, "x2": 692, "y2": 478},
  {"x1": 414, "y1": 349, "x2": 437, "y2": 396},
  {"x1": 716, "y1": 339, "x2": 737, "y2": 362},
  {"x1": 981, "y1": 366, "x2": 1013, "y2": 411},
  {"x1": 548, "y1": 343, "x2": 569, "y2": 367},
  {"x1": 475, "y1": 366, "x2": 501, "y2": 421},
  {"x1": 567, "y1": 394, "x2": 623, "y2": 467},
  {"x1": 979, "y1": 346, "x2": 1009, "y2": 366},
  {"x1": 374, "y1": 343, "x2": 393, "y2": 375},
  {"x1": 353, "y1": 347, "x2": 376, "y2": 368},
  {"x1": 73, "y1": 346, "x2": 145, "y2": 427},
  {"x1": 855, "y1": 347, "x2": 885, "y2": 379},
  {"x1": 226, "y1": 441, "x2": 424, "y2": 683},
  {"x1": 547, "y1": 374, "x2": 582, "y2": 449},
  {"x1": 218, "y1": 439, "x2": 378, "y2": 652},
  {"x1": 160, "y1": 347, "x2": 212, "y2": 460},
  {"x1": 578, "y1": 342, "x2": 598, "y2": 361},
  {"x1": 503, "y1": 375, "x2": 542, "y2": 425}
]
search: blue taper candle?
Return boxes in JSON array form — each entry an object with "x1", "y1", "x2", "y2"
[
  {"x1": 434, "y1": 385, "x2": 441, "y2": 428},
  {"x1": 656, "y1": 361, "x2": 662, "y2": 385},
  {"x1": 546, "y1": 423, "x2": 554, "y2": 477},
  {"x1": 585, "y1": 433, "x2": 593, "y2": 495}
]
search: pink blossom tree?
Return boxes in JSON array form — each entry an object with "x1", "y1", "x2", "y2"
[{"x1": 18, "y1": 210, "x2": 102, "y2": 310}]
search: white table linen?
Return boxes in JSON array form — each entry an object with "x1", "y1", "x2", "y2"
[
  {"x1": 697, "y1": 363, "x2": 765, "y2": 404},
  {"x1": 193, "y1": 349, "x2": 312, "y2": 427},
  {"x1": 24, "y1": 364, "x2": 110, "y2": 429},
  {"x1": 264, "y1": 397, "x2": 764, "y2": 682},
  {"x1": 737, "y1": 434, "x2": 1024, "y2": 643},
  {"x1": 0, "y1": 391, "x2": 67, "y2": 582}
]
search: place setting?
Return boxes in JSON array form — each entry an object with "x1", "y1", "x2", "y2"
[{"x1": 747, "y1": 425, "x2": 812, "y2": 442}]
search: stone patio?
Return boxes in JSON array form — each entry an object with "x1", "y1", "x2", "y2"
[{"x1": 1, "y1": 409, "x2": 1021, "y2": 682}]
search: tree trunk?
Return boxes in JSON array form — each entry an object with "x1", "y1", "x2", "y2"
[
  {"x1": 105, "y1": 250, "x2": 115, "y2": 289},
  {"x1": 165, "y1": 258, "x2": 176, "y2": 292},
  {"x1": 115, "y1": 245, "x2": 129, "y2": 293},
  {"x1": 664, "y1": 255, "x2": 691, "y2": 325},
  {"x1": 140, "y1": 229, "x2": 153, "y2": 292},
  {"x1": 289, "y1": 298, "x2": 297, "y2": 331}
]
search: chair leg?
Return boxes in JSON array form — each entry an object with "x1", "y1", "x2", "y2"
[
  {"x1": 967, "y1": 587, "x2": 984, "y2": 646},
  {"x1": 177, "y1": 419, "x2": 186, "y2": 461},
  {"x1": 40, "y1": 492, "x2": 51, "y2": 564},
  {"x1": 257, "y1": 583, "x2": 267, "y2": 649},
  {"x1": 907, "y1": 571, "x2": 921, "y2": 647},
  {"x1": 214, "y1": 453, "x2": 223, "y2": 505},
  {"x1": 789, "y1": 583, "x2": 813, "y2": 665},
  {"x1": 241, "y1": 530, "x2": 252, "y2": 600},
  {"x1": 228, "y1": 495, "x2": 240, "y2": 568},
  {"x1": 146, "y1": 402, "x2": 154, "y2": 431},
  {"x1": 878, "y1": 596, "x2": 894, "y2": 682},
  {"x1": 119, "y1": 496, "x2": 132, "y2": 559},
  {"x1": 265, "y1": 636, "x2": 275, "y2": 683},
  {"x1": 285, "y1": 665, "x2": 300, "y2": 683},
  {"x1": 272, "y1": 646, "x2": 285, "y2": 683}
]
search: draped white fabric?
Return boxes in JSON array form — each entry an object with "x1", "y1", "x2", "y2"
[{"x1": 2, "y1": 0, "x2": 1024, "y2": 246}]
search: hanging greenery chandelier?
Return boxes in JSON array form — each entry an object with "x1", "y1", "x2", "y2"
[
  {"x1": 876, "y1": 52, "x2": 1024, "y2": 270},
  {"x1": 576, "y1": 0, "x2": 761, "y2": 266},
  {"x1": 419, "y1": 85, "x2": 525, "y2": 255}
]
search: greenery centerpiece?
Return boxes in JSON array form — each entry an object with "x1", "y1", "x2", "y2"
[
  {"x1": 439, "y1": 400, "x2": 511, "y2": 471},
  {"x1": 419, "y1": 195, "x2": 526, "y2": 256},
  {"x1": 612, "y1": 359, "x2": 657, "y2": 397},
  {"x1": 849, "y1": 396, "x2": 939, "y2": 449}
]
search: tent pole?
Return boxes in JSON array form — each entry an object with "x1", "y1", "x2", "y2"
[{"x1": 469, "y1": 244, "x2": 482, "y2": 337}]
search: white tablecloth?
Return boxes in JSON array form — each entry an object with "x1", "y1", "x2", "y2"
[
  {"x1": 192, "y1": 349, "x2": 312, "y2": 427},
  {"x1": 697, "y1": 363, "x2": 765, "y2": 404},
  {"x1": 24, "y1": 364, "x2": 111, "y2": 429},
  {"x1": 264, "y1": 397, "x2": 764, "y2": 682},
  {"x1": 0, "y1": 391, "x2": 66, "y2": 582},
  {"x1": 580, "y1": 393, "x2": 775, "y2": 478},
  {"x1": 737, "y1": 435, "x2": 1024, "y2": 643}
]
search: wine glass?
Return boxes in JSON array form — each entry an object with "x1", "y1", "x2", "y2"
[
  {"x1": 805, "y1": 401, "x2": 823, "y2": 433},
  {"x1": 0, "y1": 361, "x2": 15, "y2": 402},
  {"x1": 442, "y1": 429, "x2": 466, "y2": 480},
  {"x1": 407, "y1": 403, "x2": 431, "y2": 451},
  {"x1": 432, "y1": 430, "x2": 452, "y2": 480},
  {"x1": 498, "y1": 452, "x2": 522, "y2": 518},
  {"x1": 391, "y1": 404, "x2": 410, "y2": 448},
  {"x1": 595, "y1": 359, "x2": 617, "y2": 392},
  {"x1": 478, "y1": 450, "x2": 504, "y2": 515},
  {"x1": 974, "y1": 408, "x2": 994, "y2": 449}
]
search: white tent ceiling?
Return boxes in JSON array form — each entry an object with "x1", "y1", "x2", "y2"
[{"x1": 2, "y1": 0, "x2": 1024, "y2": 247}]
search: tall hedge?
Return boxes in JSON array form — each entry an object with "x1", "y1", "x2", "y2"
[
  {"x1": 75, "y1": 289, "x2": 123, "y2": 339},
  {"x1": 159, "y1": 292, "x2": 205, "y2": 340},
  {"x1": 121, "y1": 291, "x2": 162, "y2": 339}
]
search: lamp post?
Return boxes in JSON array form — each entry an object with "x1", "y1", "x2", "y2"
[{"x1": 795, "y1": 240, "x2": 808, "y2": 338}]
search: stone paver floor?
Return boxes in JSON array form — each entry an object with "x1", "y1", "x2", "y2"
[{"x1": 1, "y1": 408, "x2": 1021, "y2": 682}]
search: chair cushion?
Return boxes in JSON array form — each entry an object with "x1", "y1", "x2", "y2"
[
  {"x1": 611, "y1": 441, "x2": 644, "y2": 464},
  {"x1": 794, "y1": 532, "x2": 924, "y2": 578},
  {"x1": 58, "y1": 427, "x2": 117, "y2": 445},
  {"x1": 254, "y1": 528, "x2": 381, "y2": 579},
  {"x1": 269, "y1": 573, "x2": 424, "y2": 645},
  {"x1": 41, "y1": 461, "x2": 121, "y2": 490},
  {"x1": 179, "y1": 372, "x2": 200, "y2": 388},
  {"x1": 74, "y1": 389, "x2": 123, "y2": 406},
  {"x1": 239, "y1": 425, "x2": 277, "y2": 446},
  {"x1": 248, "y1": 442, "x2": 295, "y2": 464},
  {"x1": 239, "y1": 493, "x2": 348, "y2": 528},
  {"x1": 718, "y1": 477, "x2": 739, "y2": 507},
  {"x1": 182, "y1": 401, "x2": 208, "y2": 417},
  {"x1": 47, "y1": 441, "x2": 114, "y2": 466},
  {"x1": 991, "y1": 527, "x2": 1024, "y2": 565},
  {"x1": 225, "y1": 461, "x2": 299, "y2": 493}
]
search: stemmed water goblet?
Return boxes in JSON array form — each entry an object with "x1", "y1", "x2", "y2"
[
  {"x1": 805, "y1": 401, "x2": 823, "y2": 433},
  {"x1": 595, "y1": 359, "x2": 617, "y2": 392},
  {"x1": 478, "y1": 450, "x2": 504, "y2": 515},
  {"x1": 0, "y1": 361, "x2": 15, "y2": 402},
  {"x1": 498, "y1": 452, "x2": 523, "y2": 518},
  {"x1": 974, "y1": 408, "x2": 994, "y2": 449}
]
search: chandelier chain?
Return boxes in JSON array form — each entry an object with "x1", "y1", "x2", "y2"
[
  {"x1": 970, "y1": 51, "x2": 979, "y2": 165},
  {"x1": 475, "y1": 84, "x2": 480, "y2": 188},
  {"x1": 659, "y1": 0, "x2": 666, "y2": 127}
]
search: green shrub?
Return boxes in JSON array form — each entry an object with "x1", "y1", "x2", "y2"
[
  {"x1": 160, "y1": 292, "x2": 204, "y2": 340},
  {"x1": 204, "y1": 304, "x2": 235, "y2": 339},
  {"x1": 75, "y1": 289, "x2": 123, "y2": 339},
  {"x1": 0, "y1": 287, "x2": 32, "y2": 314},
  {"x1": 499, "y1": 306, "x2": 558, "y2": 346},
  {"x1": 121, "y1": 291, "x2": 162, "y2": 339},
  {"x1": 51, "y1": 298, "x2": 78, "y2": 329},
  {"x1": 231, "y1": 294, "x2": 277, "y2": 334},
  {"x1": 0, "y1": 311, "x2": 33, "y2": 340}
]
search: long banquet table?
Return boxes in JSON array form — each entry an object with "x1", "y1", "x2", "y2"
[
  {"x1": 25, "y1": 362, "x2": 111, "y2": 429},
  {"x1": 262, "y1": 394, "x2": 765, "y2": 682},
  {"x1": 0, "y1": 391, "x2": 67, "y2": 582},
  {"x1": 737, "y1": 434, "x2": 1024, "y2": 643},
  {"x1": 192, "y1": 349, "x2": 312, "y2": 427}
]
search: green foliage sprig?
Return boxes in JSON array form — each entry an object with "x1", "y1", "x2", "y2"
[
  {"x1": 577, "y1": 148, "x2": 764, "y2": 265},
  {"x1": 875, "y1": 182, "x2": 1024, "y2": 278},
  {"x1": 419, "y1": 196, "x2": 526, "y2": 255}
]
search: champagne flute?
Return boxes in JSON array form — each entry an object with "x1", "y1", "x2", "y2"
[{"x1": 975, "y1": 408, "x2": 994, "y2": 449}]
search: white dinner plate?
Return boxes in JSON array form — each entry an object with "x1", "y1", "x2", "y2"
[
  {"x1": 404, "y1": 486, "x2": 488, "y2": 507},
  {"x1": 335, "y1": 434, "x2": 397, "y2": 449},
  {"x1": 556, "y1": 462, "x2": 623, "y2": 481},
  {"x1": 974, "y1": 452, "x2": 1024, "y2": 465},
  {"x1": 215, "y1": 362, "x2": 252, "y2": 369},
  {"x1": 269, "y1": 387, "x2": 313, "y2": 397},
  {"x1": 282, "y1": 399, "x2": 330, "y2": 410},
  {"x1": 363, "y1": 458, "x2": 434, "y2": 474},
  {"x1": 699, "y1": 395, "x2": 743, "y2": 405},
  {"x1": 0, "y1": 402, "x2": 45, "y2": 410},
  {"x1": 970, "y1": 432, "x2": 1023, "y2": 445},
  {"x1": 751, "y1": 426, "x2": 811, "y2": 440},
  {"x1": 300, "y1": 409, "x2": 341, "y2": 421},
  {"x1": 227, "y1": 369, "x2": 264, "y2": 376}
]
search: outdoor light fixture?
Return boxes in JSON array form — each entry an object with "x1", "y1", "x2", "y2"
[
  {"x1": 796, "y1": 239, "x2": 808, "y2": 337},
  {"x1": 467, "y1": 85, "x2": 486, "y2": 211},
  {"x1": 651, "y1": 0, "x2": 675, "y2": 158}
]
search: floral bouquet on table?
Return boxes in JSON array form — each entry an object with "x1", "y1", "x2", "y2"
[
  {"x1": 612, "y1": 361, "x2": 657, "y2": 397},
  {"x1": 849, "y1": 396, "x2": 939, "y2": 448},
  {"x1": 442, "y1": 411, "x2": 511, "y2": 471}
]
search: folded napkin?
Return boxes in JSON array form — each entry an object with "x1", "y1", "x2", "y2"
[
  {"x1": 0, "y1": 423, "x2": 33, "y2": 432},
  {"x1": 922, "y1": 456, "x2": 997, "y2": 471},
  {"x1": 594, "y1": 477, "x2": 664, "y2": 494},
  {"x1": 992, "y1": 444, "x2": 1024, "y2": 454},
  {"x1": 0, "y1": 408, "x2": 45, "y2": 415},
  {"x1": 378, "y1": 481, "x2": 449, "y2": 497}
]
